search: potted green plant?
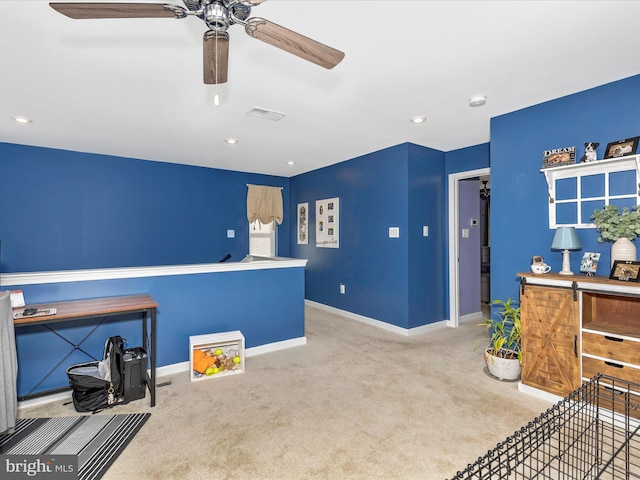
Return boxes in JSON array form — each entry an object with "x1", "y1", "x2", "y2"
[
  {"x1": 591, "y1": 205, "x2": 640, "y2": 266},
  {"x1": 478, "y1": 298, "x2": 521, "y2": 381}
]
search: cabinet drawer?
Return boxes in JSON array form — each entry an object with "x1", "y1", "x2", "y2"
[
  {"x1": 582, "y1": 331, "x2": 640, "y2": 365},
  {"x1": 582, "y1": 355, "x2": 640, "y2": 384}
]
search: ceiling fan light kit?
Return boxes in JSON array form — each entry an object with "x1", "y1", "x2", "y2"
[{"x1": 49, "y1": 1, "x2": 345, "y2": 85}]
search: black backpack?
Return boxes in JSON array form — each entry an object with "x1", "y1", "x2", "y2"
[{"x1": 66, "y1": 336, "x2": 126, "y2": 413}]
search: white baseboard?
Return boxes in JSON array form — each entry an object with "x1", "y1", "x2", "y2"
[
  {"x1": 153, "y1": 337, "x2": 307, "y2": 379},
  {"x1": 517, "y1": 382, "x2": 563, "y2": 404},
  {"x1": 305, "y1": 300, "x2": 449, "y2": 336},
  {"x1": 17, "y1": 335, "x2": 307, "y2": 411},
  {"x1": 245, "y1": 336, "x2": 307, "y2": 357},
  {"x1": 17, "y1": 390, "x2": 73, "y2": 412}
]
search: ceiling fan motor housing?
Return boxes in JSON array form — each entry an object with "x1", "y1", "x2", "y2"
[{"x1": 204, "y1": 2, "x2": 230, "y2": 32}]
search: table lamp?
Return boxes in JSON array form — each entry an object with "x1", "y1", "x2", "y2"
[{"x1": 551, "y1": 226, "x2": 582, "y2": 275}]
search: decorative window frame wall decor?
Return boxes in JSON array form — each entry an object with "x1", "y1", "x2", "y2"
[{"x1": 541, "y1": 155, "x2": 640, "y2": 228}]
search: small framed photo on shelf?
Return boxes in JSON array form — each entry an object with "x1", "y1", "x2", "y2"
[
  {"x1": 609, "y1": 260, "x2": 640, "y2": 282},
  {"x1": 541, "y1": 146, "x2": 576, "y2": 168},
  {"x1": 603, "y1": 137, "x2": 640, "y2": 159},
  {"x1": 580, "y1": 252, "x2": 601, "y2": 275}
]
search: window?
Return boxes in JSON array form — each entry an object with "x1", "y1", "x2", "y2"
[{"x1": 249, "y1": 220, "x2": 276, "y2": 257}]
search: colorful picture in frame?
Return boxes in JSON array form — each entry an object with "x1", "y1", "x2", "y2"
[
  {"x1": 541, "y1": 146, "x2": 576, "y2": 168},
  {"x1": 604, "y1": 137, "x2": 640, "y2": 159},
  {"x1": 580, "y1": 252, "x2": 600, "y2": 275}
]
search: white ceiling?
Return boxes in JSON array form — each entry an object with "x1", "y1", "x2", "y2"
[{"x1": 2, "y1": 1, "x2": 640, "y2": 178}]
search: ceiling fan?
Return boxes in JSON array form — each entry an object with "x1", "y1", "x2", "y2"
[{"x1": 48, "y1": 1, "x2": 345, "y2": 84}]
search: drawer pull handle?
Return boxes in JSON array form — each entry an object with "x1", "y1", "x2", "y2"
[
  {"x1": 604, "y1": 336, "x2": 624, "y2": 342},
  {"x1": 605, "y1": 361, "x2": 624, "y2": 369}
]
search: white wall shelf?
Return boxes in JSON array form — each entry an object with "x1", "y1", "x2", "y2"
[{"x1": 541, "y1": 154, "x2": 640, "y2": 228}]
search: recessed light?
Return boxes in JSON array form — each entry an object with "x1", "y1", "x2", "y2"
[
  {"x1": 286, "y1": 161, "x2": 296, "y2": 166},
  {"x1": 225, "y1": 138, "x2": 238, "y2": 144},
  {"x1": 410, "y1": 115, "x2": 427, "y2": 124},
  {"x1": 12, "y1": 116, "x2": 32, "y2": 124},
  {"x1": 469, "y1": 95, "x2": 487, "y2": 107}
]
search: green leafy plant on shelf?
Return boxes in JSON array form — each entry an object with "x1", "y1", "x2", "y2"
[
  {"x1": 477, "y1": 298, "x2": 522, "y2": 362},
  {"x1": 591, "y1": 205, "x2": 640, "y2": 243}
]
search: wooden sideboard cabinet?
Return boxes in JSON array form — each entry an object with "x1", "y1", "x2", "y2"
[
  {"x1": 520, "y1": 281, "x2": 580, "y2": 396},
  {"x1": 519, "y1": 272, "x2": 640, "y2": 397}
]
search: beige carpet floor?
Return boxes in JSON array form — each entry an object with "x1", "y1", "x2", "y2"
[{"x1": 18, "y1": 304, "x2": 554, "y2": 480}]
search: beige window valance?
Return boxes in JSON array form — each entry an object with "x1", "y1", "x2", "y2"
[{"x1": 247, "y1": 184, "x2": 283, "y2": 225}]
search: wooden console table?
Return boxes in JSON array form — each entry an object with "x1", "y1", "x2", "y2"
[
  {"x1": 519, "y1": 272, "x2": 640, "y2": 398},
  {"x1": 14, "y1": 294, "x2": 158, "y2": 407}
]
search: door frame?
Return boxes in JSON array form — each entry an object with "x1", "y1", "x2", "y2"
[{"x1": 447, "y1": 167, "x2": 490, "y2": 328}]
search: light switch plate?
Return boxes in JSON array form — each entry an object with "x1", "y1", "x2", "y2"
[
  {"x1": 423, "y1": 226, "x2": 429, "y2": 237},
  {"x1": 227, "y1": 229, "x2": 235, "y2": 238},
  {"x1": 389, "y1": 227, "x2": 400, "y2": 238},
  {"x1": 461, "y1": 228, "x2": 470, "y2": 238}
]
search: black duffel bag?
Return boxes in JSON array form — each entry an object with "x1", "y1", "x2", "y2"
[{"x1": 66, "y1": 335, "x2": 125, "y2": 413}]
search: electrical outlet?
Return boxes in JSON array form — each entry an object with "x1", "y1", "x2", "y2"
[
  {"x1": 340, "y1": 283, "x2": 345, "y2": 294},
  {"x1": 389, "y1": 227, "x2": 400, "y2": 238},
  {"x1": 227, "y1": 229, "x2": 235, "y2": 238},
  {"x1": 461, "y1": 228, "x2": 470, "y2": 238}
]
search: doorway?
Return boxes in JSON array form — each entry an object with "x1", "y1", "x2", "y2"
[{"x1": 447, "y1": 167, "x2": 490, "y2": 327}]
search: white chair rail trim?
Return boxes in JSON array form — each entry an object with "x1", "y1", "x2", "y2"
[{"x1": 1, "y1": 258, "x2": 307, "y2": 287}]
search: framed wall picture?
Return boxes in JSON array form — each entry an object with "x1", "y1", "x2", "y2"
[
  {"x1": 609, "y1": 260, "x2": 640, "y2": 282},
  {"x1": 297, "y1": 202, "x2": 308, "y2": 245},
  {"x1": 580, "y1": 252, "x2": 601, "y2": 275},
  {"x1": 316, "y1": 197, "x2": 339, "y2": 248},
  {"x1": 603, "y1": 137, "x2": 640, "y2": 159}
]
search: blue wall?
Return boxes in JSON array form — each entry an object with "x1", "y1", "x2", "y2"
[
  {"x1": 10, "y1": 266, "x2": 305, "y2": 397},
  {"x1": 490, "y1": 74, "x2": 640, "y2": 304},
  {"x1": 0, "y1": 143, "x2": 291, "y2": 272},
  {"x1": 407, "y1": 144, "x2": 448, "y2": 327},
  {"x1": 289, "y1": 143, "x2": 449, "y2": 329},
  {"x1": 0, "y1": 143, "x2": 302, "y2": 397},
  {"x1": 4, "y1": 72, "x2": 640, "y2": 395},
  {"x1": 445, "y1": 143, "x2": 491, "y2": 176}
]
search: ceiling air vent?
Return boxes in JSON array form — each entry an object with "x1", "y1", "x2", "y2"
[{"x1": 246, "y1": 107, "x2": 287, "y2": 121}]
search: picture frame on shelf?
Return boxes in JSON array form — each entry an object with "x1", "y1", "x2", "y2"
[
  {"x1": 541, "y1": 146, "x2": 576, "y2": 168},
  {"x1": 603, "y1": 137, "x2": 640, "y2": 159},
  {"x1": 580, "y1": 252, "x2": 601, "y2": 275},
  {"x1": 609, "y1": 260, "x2": 640, "y2": 282}
]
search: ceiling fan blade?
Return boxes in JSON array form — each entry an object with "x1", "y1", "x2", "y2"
[
  {"x1": 245, "y1": 18, "x2": 344, "y2": 70},
  {"x1": 203, "y1": 31, "x2": 229, "y2": 84},
  {"x1": 49, "y1": 2, "x2": 181, "y2": 19}
]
